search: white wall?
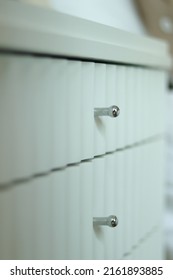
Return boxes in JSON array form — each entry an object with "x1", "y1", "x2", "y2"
[{"x1": 18, "y1": 0, "x2": 146, "y2": 35}]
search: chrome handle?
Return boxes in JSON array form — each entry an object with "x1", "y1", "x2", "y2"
[
  {"x1": 94, "y1": 105, "x2": 120, "y2": 118},
  {"x1": 93, "y1": 215, "x2": 118, "y2": 228}
]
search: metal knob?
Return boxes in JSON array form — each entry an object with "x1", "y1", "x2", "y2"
[
  {"x1": 94, "y1": 105, "x2": 120, "y2": 118},
  {"x1": 93, "y1": 215, "x2": 118, "y2": 228}
]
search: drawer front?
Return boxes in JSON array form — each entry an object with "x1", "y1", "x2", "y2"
[
  {"x1": 0, "y1": 139, "x2": 164, "y2": 259},
  {"x1": 131, "y1": 228, "x2": 164, "y2": 260},
  {"x1": 93, "y1": 64, "x2": 119, "y2": 155},
  {"x1": 0, "y1": 55, "x2": 166, "y2": 185},
  {"x1": 93, "y1": 154, "x2": 124, "y2": 259},
  {"x1": 0, "y1": 56, "x2": 95, "y2": 183}
]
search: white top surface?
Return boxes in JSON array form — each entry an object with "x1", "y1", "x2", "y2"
[{"x1": 0, "y1": 0, "x2": 171, "y2": 69}]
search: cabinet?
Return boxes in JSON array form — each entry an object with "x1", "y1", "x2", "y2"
[{"x1": 0, "y1": 1, "x2": 170, "y2": 259}]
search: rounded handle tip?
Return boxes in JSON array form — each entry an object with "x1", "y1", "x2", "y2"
[
  {"x1": 108, "y1": 215, "x2": 118, "y2": 227},
  {"x1": 110, "y1": 106, "x2": 120, "y2": 118}
]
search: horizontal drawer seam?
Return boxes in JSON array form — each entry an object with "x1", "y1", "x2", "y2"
[{"x1": 0, "y1": 134, "x2": 164, "y2": 190}]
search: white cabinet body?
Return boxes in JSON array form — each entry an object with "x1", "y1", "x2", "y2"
[{"x1": 0, "y1": 1, "x2": 170, "y2": 259}]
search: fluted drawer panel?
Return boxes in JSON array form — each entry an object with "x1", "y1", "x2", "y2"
[
  {"x1": 140, "y1": 69, "x2": 166, "y2": 140},
  {"x1": 115, "y1": 66, "x2": 126, "y2": 149},
  {"x1": 11, "y1": 176, "x2": 52, "y2": 260},
  {"x1": 123, "y1": 148, "x2": 134, "y2": 255},
  {"x1": 66, "y1": 61, "x2": 83, "y2": 165},
  {"x1": 0, "y1": 56, "x2": 95, "y2": 184},
  {"x1": 51, "y1": 161, "x2": 93, "y2": 260},
  {"x1": 131, "y1": 227, "x2": 164, "y2": 260},
  {"x1": 32, "y1": 176, "x2": 52, "y2": 259},
  {"x1": 0, "y1": 138, "x2": 165, "y2": 260},
  {"x1": 120, "y1": 67, "x2": 166, "y2": 147},
  {"x1": 51, "y1": 169, "x2": 67, "y2": 259},
  {"x1": 79, "y1": 161, "x2": 94, "y2": 259},
  {"x1": 92, "y1": 157, "x2": 105, "y2": 259},
  {"x1": 149, "y1": 140, "x2": 164, "y2": 227},
  {"x1": 123, "y1": 145, "x2": 146, "y2": 253},
  {"x1": 0, "y1": 186, "x2": 14, "y2": 259},
  {"x1": 133, "y1": 145, "x2": 141, "y2": 246},
  {"x1": 11, "y1": 182, "x2": 34, "y2": 260},
  {"x1": 125, "y1": 67, "x2": 136, "y2": 147},
  {"x1": 0, "y1": 56, "x2": 35, "y2": 183},
  {"x1": 0, "y1": 55, "x2": 167, "y2": 185},
  {"x1": 65, "y1": 165, "x2": 81, "y2": 259},
  {"x1": 135, "y1": 68, "x2": 143, "y2": 143},
  {"x1": 32, "y1": 59, "x2": 54, "y2": 174},
  {"x1": 92, "y1": 153, "x2": 125, "y2": 260},
  {"x1": 52, "y1": 59, "x2": 68, "y2": 169},
  {"x1": 94, "y1": 64, "x2": 107, "y2": 156},
  {"x1": 0, "y1": 55, "x2": 66, "y2": 182},
  {"x1": 93, "y1": 64, "x2": 121, "y2": 155},
  {"x1": 155, "y1": 71, "x2": 166, "y2": 136},
  {"x1": 81, "y1": 62, "x2": 94, "y2": 160},
  {"x1": 134, "y1": 144, "x2": 153, "y2": 244},
  {"x1": 104, "y1": 152, "x2": 124, "y2": 259},
  {"x1": 105, "y1": 65, "x2": 118, "y2": 152},
  {"x1": 55, "y1": 60, "x2": 95, "y2": 165}
]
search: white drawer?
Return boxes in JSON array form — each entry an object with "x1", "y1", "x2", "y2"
[
  {"x1": 0, "y1": 140, "x2": 165, "y2": 260},
  {"x1": 131, "y1": 228, "x2": 164, "y2": 260},
  {"x1": 93, "y1": 64, "x2": 120, "y2": 155},
  {"x1": 0, "y1": 155, "x2": 124, "y2": 260},
  {"x1": 92, "y1": 153, "x2": 127, "y2": 260},
  {"x1": 123, "y1": 148, "x2": 134, "y2": 255},
  {"x1": 0, "y1": 185, "x2": 14, "y2": 259},
  {"x1": 104, "y1": 152, "x2": 124, "y2": 259},
  {"x1": 0, "y1": 56, "x2": 95, "y2": 183},
  {"x1": 0, "y1": 55, "x2": 166, "y2": 185},
  {"x1": 51, "y1": 161, "x2": 93, "y2": 260},
  {"x1": 0, "y1": 56, "x2": 36, "y2": 183}
]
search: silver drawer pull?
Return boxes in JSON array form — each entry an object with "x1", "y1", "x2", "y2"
[
  {"x1": 94, "y1": 105, "x2": 120, "y2": 118},
  {"x1": 93, "y1": 215, "x2": 118, "y2": 228}
]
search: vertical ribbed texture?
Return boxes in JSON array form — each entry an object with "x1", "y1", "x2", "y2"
[
  {"x1": 33, "y1": 59, "x2": 52, "y2": 174},
  {"x1": 93, "y1": 157, "x2": 105, "y2": 259},
  {"x1": 12, "y1": 58, "x2": 33, "y2": 178},
  {"x1": 127, "y1": 149, "x2": 134, "y2": 253},
  {"x1": 33, "y1": 176, "x2": 52, "y2": 259},
  {"x1": 11, "y1": 182, "x2": 35, "y2": 259},
  {"x1": 116, "y1": 66, "x2": 126, "y2": 149},
  {"x1": 0, "y1": 56, "x2": 13, "y2": 183},
  {"x1": 94, "y1": 64, "x2": 106, "y2": 156},
  {"x1": 116, "y1": 151, "x2": 125, "y2": 259},
  {"x1": 104, "y1": 153, "x2": 120, "y2": 259},
  {"x1": 66, "y1": 165, "x2": 81, "y2": 259},
  {"x1": 0, "y1": 56, "x2": 35, "y2": 182},
  {"x1": 67, "y1": 61, "x2": 82, "y2": 164},
  {"x1": 0, "y1": 58, "x2": 167, "y2": 184},
  {"x1": 80, "y1": 161, "x2": 93, "y2": 259},
  {"x1": 0, "y1": 188, "x2": 13, "y2": 259},
  {"x1": 105, "y1": 65, "x2": 117, "y2": 152},
  {"x1": 51, "y1": 169, "x2": 67, "y2": 259},
  {"x1": 0, "y1": 56, "x2": 166, "y2": 260},
  {"x1": 52, "y1": 59, "x2": 67, "y2": 168},
  {"x1": 81, "y1": 62, "x2": 95, "y2": 160},
  {"x1": 135, "y1": 146, "x2": 142, "y2": 243},
  {"x1": 135, "y1": 68, "x2": 141, "y2": 143},
  {"x1": 126, "y1": 67, "x2": 134, "y2": 146},
  {"x1": 148, "y1": 70, "x2": 154, "y2": 138}
]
